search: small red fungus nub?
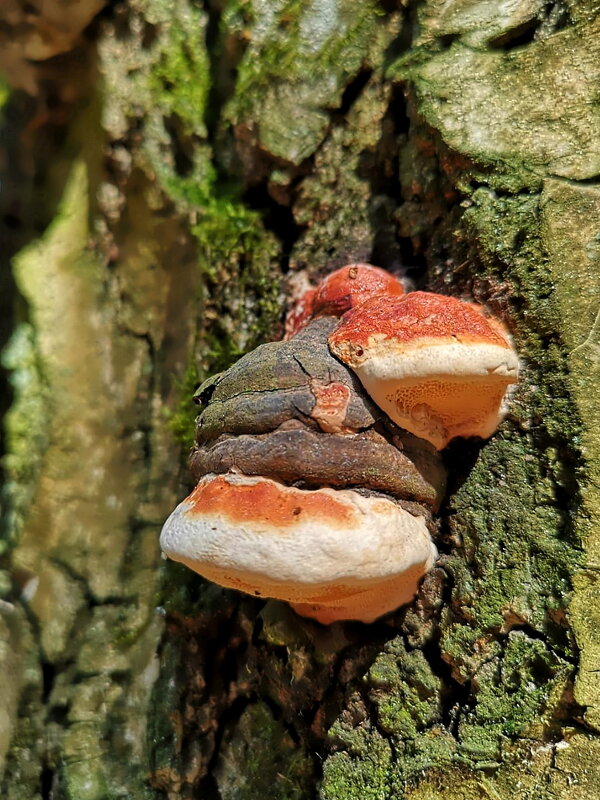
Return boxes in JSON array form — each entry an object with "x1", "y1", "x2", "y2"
[
  {"x1": 285, "y1": 264, "x2": 404, "y2": 338},
  {"x1": 284, "y1": 288, "x2": 316, "y2": 339},
  {"x1": 313, "y1": 264, "x2": 405, "y2": 319}
]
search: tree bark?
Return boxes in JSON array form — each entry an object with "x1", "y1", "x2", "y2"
[{"x1": 1, "y1": 1, "x2": 599, "y2": 799}]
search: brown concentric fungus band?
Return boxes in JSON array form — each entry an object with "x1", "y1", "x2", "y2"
[
  {"x1": 194, "y1": 317, "x2": 378, "y2": 441},
  {"x1": 190, "y1": 426, "x2": 445, "y2": 511},
  {"x1": 191, "y1": 317, "x2": 446, "y2": 510}
]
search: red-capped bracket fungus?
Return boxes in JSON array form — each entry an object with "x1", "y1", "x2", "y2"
[
  {"x1": 284, "y1": 263, "x2": 405, "y2": 339},
  {"x1": 159, "y1": 473, "x2": 438, "y2": 625},
  {"x1": 328, "y1": 291, "x2": 520, "y2": 450}
]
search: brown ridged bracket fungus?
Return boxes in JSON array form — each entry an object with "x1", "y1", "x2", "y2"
[{"x1": 160, "y1": 266, "x2": 519, "y2": 623}]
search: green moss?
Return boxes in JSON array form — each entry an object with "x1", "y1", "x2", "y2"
[
  {"x1": 142, "y1": 4, "x2": 213, "y2": 211},
  {"x1": 426, "y1": 190, "x2": 581, "y2": 763},
  {"x1": 229, "y1": 0, "x2": 381, "y2": 104},
  {"x1": 290, "y1": 76, "x2": 397, "y2": 269},
  {"x1": 539, "y1": 181, "x2": 600, "y2": 729},
  {"x1": 164, "y1": 196, "x2": 282, "y2": 446},
  {"x1": 1, "y1": 324, "x2": 48, "y2": 547},
  {"x1": 100, "y1": 0, "x2": 213, "y2": 211},
  {"x1": 147, "y1": 636, "x2": 186, "y2": 784},
  {"x1": 322, "y1": 725, "x2": 393, "y2": 800},
  {"x1": 140, "y1": 0, "x2": 283, "y2": 413},
  {"x1": 449, "y1": 633, "x2": 572, "y2": 769},
  {"x1": 223, "y1": 0, "x2": 388, "y2": 164},
  {"x1": 400, "y1": 733, "x2": 600, "y2": 800},
  {"x1": 100, "y1": 1, "x2": 286, "y2": 456},
  {"x1": 112, "y1": 0, "x2": 286, "y2": 448},
  {"x1": 166, "y1": 361, "x2": 200, "y2": 448},
  {"x1": 442, "y1": 433, "x2": 577, "y2": 673},
  {"x1": 355, "y1": 639, "x2": 459, "y2": 789},
  {"x1": 146, "y1": 12, "x2": 210, "y2": 137},
  {"x1": 474, "y1": 633, "x2": 571, "y2": 736},
  {"x1": 427, "y1": 187, "x2": 580, "y2": 678},
  {"x1": 215, "y1": 703, "x2": 313, "y2": 799},
  {"x1": 0, "y1": 73, "x2": 9, "y2": 113},
  {"x1": 367, "y1": 640, "x2": 440, "y2": 739}
]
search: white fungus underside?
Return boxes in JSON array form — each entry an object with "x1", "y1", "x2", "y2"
[
  {"x1": 353, "y1": 341, "x2": 519, "y2": 380},
  {"x1": 159, "y1": 478, "x2": 437, "y2": 623},
  {"x1": 346, "y1": 341, "x2": 519, "y2": 449}
]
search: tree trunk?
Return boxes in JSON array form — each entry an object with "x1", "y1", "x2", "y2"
[{"x1": 1, "y1": 2, "x2": 599, "y2": 798}]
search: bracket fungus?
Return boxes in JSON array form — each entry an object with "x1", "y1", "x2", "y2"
[
  {"x1": 160, "y1": 473, "x2": 437, "y2": 625},
  {"x1": 328, "y1": 291, "x2": 520, "y2": 450},
  {"x1": 160, "y1": 266, "x2": 519, "y2": 623}
]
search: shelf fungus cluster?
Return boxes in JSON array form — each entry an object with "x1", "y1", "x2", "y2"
[{"x1": 160, "y1": 264, "x2": 519, "y2": 623}]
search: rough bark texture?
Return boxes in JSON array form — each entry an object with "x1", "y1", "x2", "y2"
[{"x1": 1, "y1": 1, "x2": 599, "y2": 799}]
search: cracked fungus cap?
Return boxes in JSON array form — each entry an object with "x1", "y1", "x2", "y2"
[
  {"x1": 328, "y1": 291, "x2": 520, "y2": 450},
  {"x1": 160, "y1": 473, "x2": 437, "y2": 624}
]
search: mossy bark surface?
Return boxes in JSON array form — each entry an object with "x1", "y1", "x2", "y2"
[{"x1": 1, "y1": 1, "x2": 599, "y2": 798}]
